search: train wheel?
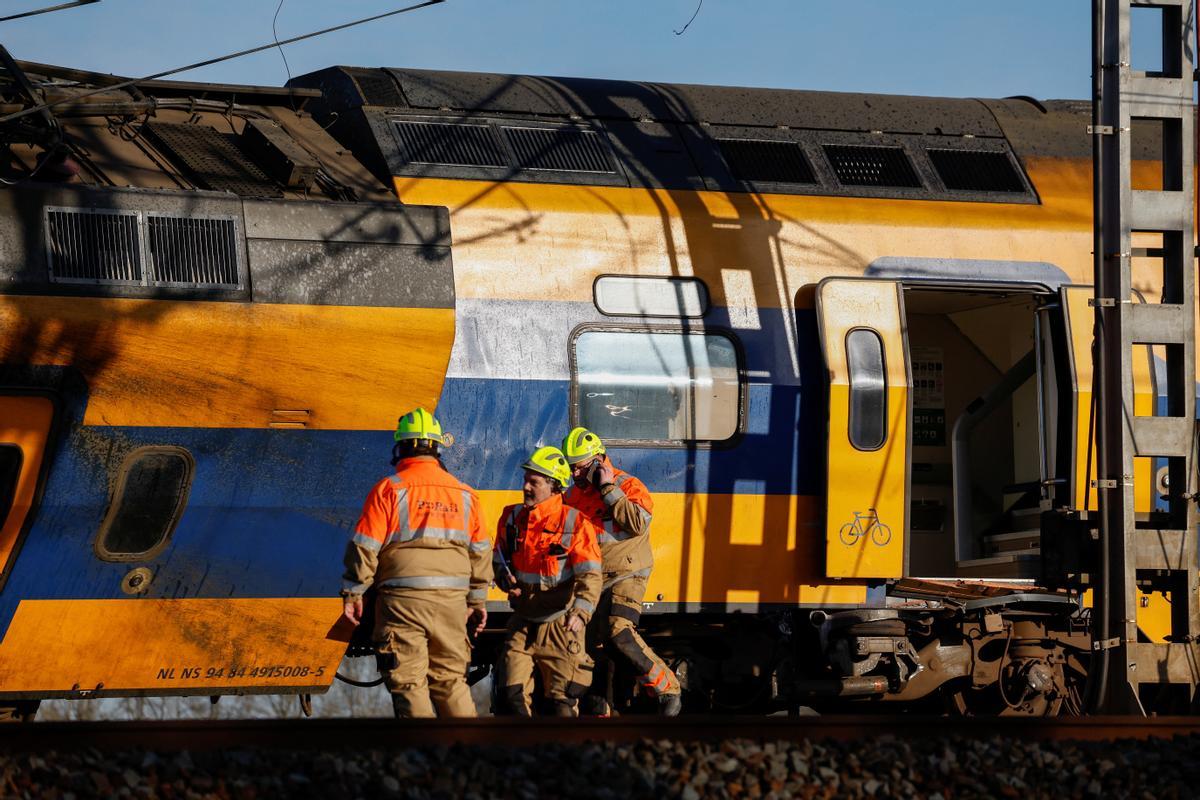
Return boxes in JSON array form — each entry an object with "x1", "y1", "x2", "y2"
[{"x1": 945, "y1": 654, "x2": 1070, "y2": 716}]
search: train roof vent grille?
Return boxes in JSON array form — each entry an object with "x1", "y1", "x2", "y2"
[
  {"x1": 146, "y1": 215, "x2": 243, "y2": 288},
  {"x1": 142, "y1": 122, "x2": 282, "y2": 197},
  {"x1": 346, "y1": 68, "x2": 405, "y2": 107},
  {"x1": 927, "y1": 148, "x2": 1026, "y2": 193},
  {"x1": 823, "y1": 144, "x2": 921, "y2": 188},
  {"x1": 45, "y1": 207, "x2": 142, "y2": 284},
  {"x1": 502, "y1": 126, "x2": 614, "y2": 173},
  {"x1": 717, "y1": 138, "x2": 816, "y2": 184},
  {"x1": 393, "y1": 120, "x2": 507, "y2": 167}
]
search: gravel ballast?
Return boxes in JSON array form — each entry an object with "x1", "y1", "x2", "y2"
[{"x1": 2, "y1": 733, "x2": 1199, "y2": 799}]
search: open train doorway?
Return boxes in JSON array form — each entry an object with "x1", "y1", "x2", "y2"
[
  {"x1": 902, "y1": 285, "x2": 1060, "y2": 579},
  {"x1": 817, "y1": 279, "x2": 1082, "y2": 582}
]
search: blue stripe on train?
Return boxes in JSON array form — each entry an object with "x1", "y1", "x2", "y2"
[{"x1": 0, "y1": 376, "x2": 828, "y2": 633}]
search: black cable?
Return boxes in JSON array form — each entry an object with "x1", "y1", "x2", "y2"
[
  {"x1": 0, "y1": 0, "x2": 98, "y2": 23},
  {"x1": 673, "y1": 0, "x2": 703, "y2": 35},
  {"x1": 334, "y1": 671, "x2": 384, "y2": 688},
  {"x1": 272, "y1": 0, "x2": 293, "y2": 83},
  {"x1": 0, "y1": 0, "x2": 446, "y2": 125}
]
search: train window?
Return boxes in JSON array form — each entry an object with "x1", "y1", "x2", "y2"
[
  {"x1": 0, "y1": 445, "x2": 21, "y2": 528},
  {"x1": 572, "y1": 329, "x2": 739, "y2": 442},
  {"x1": 594, "y1": 276, "x2": 709, "y2": 318},
  {"x1": 96, "y1": 447, "x2": 194, "y2": 561},
  {"x1": 846, "y1": 329, "x2": 888, "y2": 451}
]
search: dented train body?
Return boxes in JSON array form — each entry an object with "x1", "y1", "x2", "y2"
[{"x1": 0, "y1": 60, "x2": 1186, "y2": 714}]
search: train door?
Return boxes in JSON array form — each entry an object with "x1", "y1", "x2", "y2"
[
  {"x1": 0, "y1": 394, "x2": 54, "y2": 589},
  {"x1": 816, "y1": 278, "x2": 910, "y2": 578}
]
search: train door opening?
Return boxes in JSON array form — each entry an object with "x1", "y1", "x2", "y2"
[
  {"x1": 0, "y1": 394, "x2": 55, "y2": 590},
  {"x1": 902, "y1": 286, "x2": 1058, "y2": 578}
]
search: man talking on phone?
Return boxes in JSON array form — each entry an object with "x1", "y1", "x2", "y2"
[{"x1": 561, "y1": 427, "x2": 682, "y2": 716}]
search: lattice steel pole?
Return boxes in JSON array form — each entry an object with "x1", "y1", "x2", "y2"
[{"x1": 1091, "y1": 0, "x2": 1200, "y2": 714}]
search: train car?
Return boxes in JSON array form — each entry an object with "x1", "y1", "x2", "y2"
[
  {"x1": 291, "y1": 66, "x2": 1187, "y2": 715},
  {"x1": 0, "y1": 58, "x2": 458, "y2": 719},
  {"x1": 0, "y1": 56, "x2": 1185, "y2": 718}
]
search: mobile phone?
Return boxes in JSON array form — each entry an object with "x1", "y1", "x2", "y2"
[{"x1": 587, "y1": 460, "x2": 602, "y2": 488}]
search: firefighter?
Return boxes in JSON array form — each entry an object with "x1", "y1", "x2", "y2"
[
  {"x1": 494, "y1": 446, "x2": 602, "y2": 717},
  {"x1": 341, "y1": 408, "x2": 492, "y2": 719},
  {"x1": 561, "y1": 426, "x2": 682, "y2": 715}
]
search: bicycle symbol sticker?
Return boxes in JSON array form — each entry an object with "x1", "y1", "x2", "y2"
[{"x1": 838, "y1": 508, "x2": 893, "y2": 546}]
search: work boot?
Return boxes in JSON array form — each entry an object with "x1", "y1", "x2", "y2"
[{"x1": 658, "y1": 693, "x2": 682, "y2": 717}]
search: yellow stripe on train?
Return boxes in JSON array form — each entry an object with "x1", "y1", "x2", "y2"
[{"x1": 477, "y1": 490, "x2": 868, "y2": 607}]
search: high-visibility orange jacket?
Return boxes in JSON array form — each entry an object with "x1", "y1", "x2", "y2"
[
  {"x1": 565, "y1": 464, "x2": 654, "y2": 583},
  {"x1": 343, "y1": 456, "x2": 493, "y2": 608},
  {"x1": 494, "y1": 493, "x2": 602, "y2": 623}
]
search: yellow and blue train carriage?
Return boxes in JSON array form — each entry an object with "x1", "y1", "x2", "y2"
[
  {"x1": 294, "y1": 67, "x2": 1183, "y2": 710},
  {"x1": 0, "y1": 58, "x2": 1185, "y2": 714},
  {"x1": 0, "y1": 66, "x2": 462, "y2": 709}
]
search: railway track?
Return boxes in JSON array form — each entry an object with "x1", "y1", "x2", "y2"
[{"x1": 3, "y1": 715, "x2": 1199, "y2": 752}]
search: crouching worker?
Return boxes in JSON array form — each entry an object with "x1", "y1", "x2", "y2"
[
  {"x1": 341, "y1": 408, "x2": 492, "y2": 718},
  {"x1": 562, "y1": 427, "x2": 682, "y2": 715},
  {"x1": 494, "y1": 446, "x2": 601, "y2": 717}
]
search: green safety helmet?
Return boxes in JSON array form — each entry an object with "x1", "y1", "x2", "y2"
[
  {"x1": 522, "y1": 446, "x2": 572, "y2": 488},
  {"x1": 393, "y1": 407, "x2": 453, "y2": 447},
  {"x1": 561, "y1": 426, "x2": 606, "y2": 465}
]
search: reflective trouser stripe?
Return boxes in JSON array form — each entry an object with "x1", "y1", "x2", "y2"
[
  {"x1": 378, "y1": 576, "x2": 471, "y2": 590},
  {"x1": 469, "y1": 539, "x2": 490, "y2": 552},
  {"x1": 643, "y1": 665, "x2": 669, "y2": 693},
  {"x1": 602, "y1": 567, "x2": 653, "y2": 591}
]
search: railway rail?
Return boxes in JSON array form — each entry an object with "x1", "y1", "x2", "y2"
[{"x1": 4, "y1": 715, "x2": 1200, "y2": 752}]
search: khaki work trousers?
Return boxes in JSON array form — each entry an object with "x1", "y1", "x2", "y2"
[
  {"x1": 373, "y1": 589, "x2": 475, "y2": 718},
  {"x1": 502, "y1": 614, "x2": 594, "y2": 716},
  {"x1": 599, "y1": 576, "x2": 680, "y2": 697}
]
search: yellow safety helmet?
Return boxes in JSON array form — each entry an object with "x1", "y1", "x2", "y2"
[
  {"x1": 393, "y1": 407, "x2": 452, "y2": 446},
  {"x1": 561, "y1": 426, "x2": 606, "y2": 465},
  {"x1": 522, "y1": 446, "x2": 571, "y2": 488}
]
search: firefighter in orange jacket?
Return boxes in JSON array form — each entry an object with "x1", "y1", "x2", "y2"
[
  {"x1": 562, "y1": 427, "x2": 682, "y2": 715},
  {"x1": 494, "y1": 446, "x2": 602, "y2": 717},
  {"x1": 342, "y1": 408, "x2": 492, "y2": 718}
]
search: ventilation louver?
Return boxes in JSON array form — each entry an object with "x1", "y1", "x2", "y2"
[
  {"x1": 147, "y1": 215, "x2": 242, "y2": 287},
  {"x1": 45, "y1": 208, "x2": 142, "y2": 284},
  {"x1": 927, "y1": 149, "x2": 1026, "y2": 193},
  {"x1": 347, "y1": 68, "x2": 405, "y2": 107},
  {"x1": 823, "y1": 144, "x2": 921, "y2": 188},
  {"x1": 717, "y1": 139, "x2": 816, "y2": 184},
  {"x1": 44, "y1": 207, "x2": 243, "y2": 290},
  {"x1": 503, "y1": 127, "x2": 614, "y2": 173},
  {"x1": 393, "y1": 120, "x2": 506, "y2": 167},
  {"x1": 142, "y1": 122, "x2": 282, "y2": 198}
]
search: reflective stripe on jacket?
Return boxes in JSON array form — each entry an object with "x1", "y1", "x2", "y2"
[
  {"x1": 564, "y1": 466, "x2": 654, "y2": 581},
  {"x1": 342, "y1": 456, "x2": 493, "y2": 607},
  {"x1": 494, "y1": 493, "x2": 601, "y2": 622}
]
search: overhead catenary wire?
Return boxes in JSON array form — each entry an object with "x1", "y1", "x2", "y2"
[
  {"x1": 0, "y1": 0, "x2": 446, "y2": 125},
  {"x1": 0, "y1": 0, "x2": 98, "y2": 24},
  {"x1": 272, "y1": 0, "x2": 293, "y2": 84}
]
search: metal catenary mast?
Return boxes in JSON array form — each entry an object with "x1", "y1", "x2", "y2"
[{"x1": 1091, "y1": 0, "x2": 1200, "y2": 712}]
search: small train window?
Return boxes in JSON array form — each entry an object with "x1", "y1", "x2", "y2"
[
  {"x1": 96, "y1": 447, "x2": 194, "y2": 562},
  {"x1": 846, "y1": 329, "x2": 887, "y2": 451},
  {"x1": 594, "y1": 276, "x2": 709, "y2": 318},
  {"x1": 572, "y1": 329, "x2": 739, "y2": 443}
]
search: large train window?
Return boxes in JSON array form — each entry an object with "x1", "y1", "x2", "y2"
[
  {"x1": 96, "y1": 447, "x2": 194, "y2": 562},
  {"x1": 571, "y1": 328, "x2": 740, "y2": 443},
  {"x1": 846, "y1": 328, "x2": 887, "y2": 450}
]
